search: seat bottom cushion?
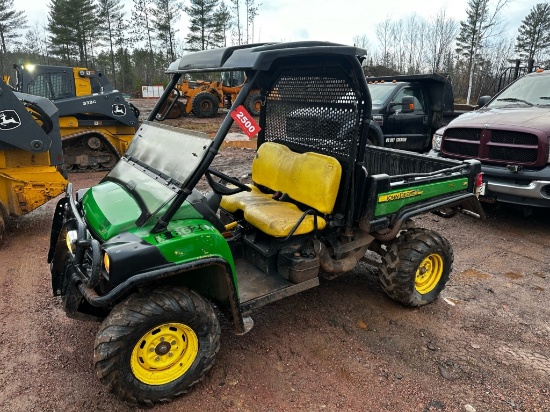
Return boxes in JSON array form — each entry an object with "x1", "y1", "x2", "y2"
[{"x1": 220, "y1": 187, "x2": 326, "y2": 237}]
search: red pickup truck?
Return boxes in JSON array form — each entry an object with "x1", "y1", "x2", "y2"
[{"x1": 429, "y1": 69, "x2": 550, "y2": 211}]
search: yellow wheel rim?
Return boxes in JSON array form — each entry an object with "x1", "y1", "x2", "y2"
[
  {"x1": 130, "y1": 323, "x2": 198, "y2": 385},
  {"x1": 415, "y1": 253, "x2": 444, "y2": 294}
]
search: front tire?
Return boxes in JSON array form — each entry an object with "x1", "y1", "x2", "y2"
[
  {"x1": 93, "y1": 286, "x2": 220, "y2": 405},
  {"x1": 245, "y1": 93, "x2": 262, "y2": 116},
  {"x1": 192, "y1": 92, "x2": 219, "y2": 118},
  {"x1": 379, "y1": 228, "x2": 453, "y2": 306}
]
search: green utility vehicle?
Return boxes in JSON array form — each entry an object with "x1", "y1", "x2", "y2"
[{"x1": 48, "y1": 42, "x2": 485, "y2": 405}]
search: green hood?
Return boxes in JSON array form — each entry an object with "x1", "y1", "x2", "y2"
[{"x1": 81, "y1": 181, "x2": 202, "y2": 241}]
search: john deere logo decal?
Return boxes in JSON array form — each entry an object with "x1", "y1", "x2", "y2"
[
  {"x1": 112, "y1": 104, "x2": 126, "y2": 116},
  {"x1": 0, "y1": 110, "x2": 21, "y2": 130},
  {"x1": 379, "y1": 189, "x2": 423, "y2": 203}
]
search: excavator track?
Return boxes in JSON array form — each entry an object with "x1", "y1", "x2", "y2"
[{"x1": 62, "y1": 132, "x2": 119, "y2": 172}]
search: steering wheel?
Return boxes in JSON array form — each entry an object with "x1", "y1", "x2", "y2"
[{"x1": 206, "y1": 167, "x2": 251, "y2": 195}]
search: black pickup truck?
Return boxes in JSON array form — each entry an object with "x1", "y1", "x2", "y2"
[{"x1": 366, "y1": 74, "x2": 471, "y2": 151}]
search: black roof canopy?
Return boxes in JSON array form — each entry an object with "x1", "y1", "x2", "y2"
[{"x1": 166, "y1": 41, "x2": 368, "y2": 74}]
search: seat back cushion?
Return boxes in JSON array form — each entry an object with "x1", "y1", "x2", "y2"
[{"x1": 252, "y1": 142, "x2": 342, "y2": 214}]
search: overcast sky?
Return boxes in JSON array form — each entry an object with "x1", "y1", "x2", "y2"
[{"x1": 14, "y1": 0, "x2": 542, "y2": 50}]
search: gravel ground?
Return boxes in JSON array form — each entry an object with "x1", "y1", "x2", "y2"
[{"x1": 0, "y1": 104, "x2": 548, "y2": 412}]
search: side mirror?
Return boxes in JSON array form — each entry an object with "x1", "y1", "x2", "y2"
[
  {"x1": 477, "y1": 95, "x2": 491, "y2": 108},
  {"x1": 401, "y1": 96, "x2": 415, "y2": 113}
]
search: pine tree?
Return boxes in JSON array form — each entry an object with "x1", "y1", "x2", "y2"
[
  {"x1": 0, "y1": 0, "x2": 27, "y2": 54},
  {"x1": 185, "y1": 0, "x2": 220, "y2": 51},
  {"x1": 455, "y1": 0, "x2": 508, "y2": 104},
  {"x1": 132, "y1": 0, "x2": 156, "y2": 53},
  {"x1": 151, "y1": 0, "x2": 182, "y2": 61},
  {"x1": 230, "y1": 0, "x2": 242, "y2": 45},
  {"x1": 48, "y1": 0, "x2": 98, "y2": 66},
  {"x1": 212, "y1": 1, "x2": 232, "y2": 48},
  {"x1": 97, "y1": 0, "x2": 127, "y2": 87},
  {"x1": 515, "y1": 2, "x2": 550, "y2": 62}
]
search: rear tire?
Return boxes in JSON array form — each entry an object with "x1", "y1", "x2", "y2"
[
  {"x1": 192, "y1": 92, "x2": 219, "y2": 118},
  {"x1": 93, "y1": 286, "x2": 220, "y2": 405},
  {"x1": 379, "y1": 228, "x2": 453, "y2": 306}
]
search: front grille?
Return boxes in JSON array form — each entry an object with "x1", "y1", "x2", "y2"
[
  {"x1": 487, "y1": 146, "x2": 538, "y2": 162},
  {"x1": 442, "y1": 127, "x2": 542, "y2": 165},
  {"x1": 491, "y1": 130, "x2": 538, "y2": 145},
  {"x1": 445, "y1": 128, "x2": 480, "y2": 141},
  {"x1": 442, "y1": 140, "x2": 479, "y2": 156}
]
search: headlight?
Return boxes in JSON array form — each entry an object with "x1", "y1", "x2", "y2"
[
  {"x1": 103, "y1": 252, "x2": 111, "y2": 274},
  {"x1": 65, "y1": 230, "x2": 78, "y2": 253},
  {"x1": 432, "y1": 132, "x2": 443, "y2": 151}
]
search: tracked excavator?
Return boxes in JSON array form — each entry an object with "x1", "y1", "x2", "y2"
[
  {"x1": 9, "y1": 64, "x2": 139, "y2": 170},
  {"x1": 0, "y1": 79, "x2": 67, "y2": 239}
]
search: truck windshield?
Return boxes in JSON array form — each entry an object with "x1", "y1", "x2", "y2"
[
  {"x1": 104, "y1": 122, "x2": 211, "y2": 221},
  {"x1": 367, "y1": 83, "x2": 398, "y2": 106},
  {"x1": 489, "y1": 73, "x2": 550, "y2": 107}
]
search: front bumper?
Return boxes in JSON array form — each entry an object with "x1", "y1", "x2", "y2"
[{"x1": 428, "y1": 150, "x2": 550, "y2": 208}]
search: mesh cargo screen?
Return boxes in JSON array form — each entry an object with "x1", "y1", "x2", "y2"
[{"x1": 262, "y1": 67, "x2": 364, "y2": 162}]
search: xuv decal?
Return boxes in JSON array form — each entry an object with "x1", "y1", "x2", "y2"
[
  {"x1": 378, "y1": 189, "x2": 423, "y2": 203},
  {"x1": 0, "y1": 110, "x2": 21, "y2": 130}
]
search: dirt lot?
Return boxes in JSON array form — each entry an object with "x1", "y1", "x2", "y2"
[{"x1": 0, "y1": 106, "x2": 549, "y2": 412}]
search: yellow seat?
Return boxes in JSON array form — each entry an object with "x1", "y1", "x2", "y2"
[{"x1": 220, "y1": 142, "x2": 341, "y2": 237}]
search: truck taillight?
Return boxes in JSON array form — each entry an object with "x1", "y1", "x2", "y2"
[
  {"x1": 475, "y1": 172, "x2": 484, "y2": 197},
  {"x1": 476, "y1": 173, "x2": 483, "y2": 188}
]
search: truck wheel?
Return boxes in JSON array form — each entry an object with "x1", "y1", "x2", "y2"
[
  {"x1": 379, "y1": 228, "x2": 453, "y2": 306},
  {"x1": 93, "y1": 286, "x2": 220, "y2": 405},
  {"x1": 245, "y1": 93, "x2": 262, "y2": 116},
  {"x1": 192, "y1": 92, "x2": 219, "y2": 118}
]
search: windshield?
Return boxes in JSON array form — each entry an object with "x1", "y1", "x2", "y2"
[
  {"x1": 367, "y1": 83, "x2": 399, "y2": 106},
  {"x1": 104, "y1": 121, "x2": 212, "y2": 222},
  {"x1": 488, "y1": 74, "x2": 550, "y2": 108}
]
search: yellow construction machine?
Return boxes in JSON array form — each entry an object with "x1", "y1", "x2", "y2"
[
  {"x1": 0, "y1": 79, "x2": 68, "y2": 239},
  {"x1": 9, "y1": 64, "x2": 139, "y2": 170},
  {"x1": 169, "y1": 71, "x2": 262, "y2": 118}
]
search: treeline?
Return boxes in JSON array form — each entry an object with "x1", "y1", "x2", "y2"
[
  {"x1": 357, "y1": 0, "x2": 550, "y2": 104},
  {"x1": 0, "y1": 0, "x2": 260, "y2": 94},
  {"x1": 1, "y1": 0, "x2": 549, "y2": 102}
]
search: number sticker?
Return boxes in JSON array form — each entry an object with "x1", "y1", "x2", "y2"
[{"x1": 230, "y1": 105, "x2": 261, "y2": 139}]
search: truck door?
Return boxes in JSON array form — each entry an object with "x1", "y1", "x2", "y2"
[{"x1": 384, "y1": 86, "x2": 430, "y2": 151}]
